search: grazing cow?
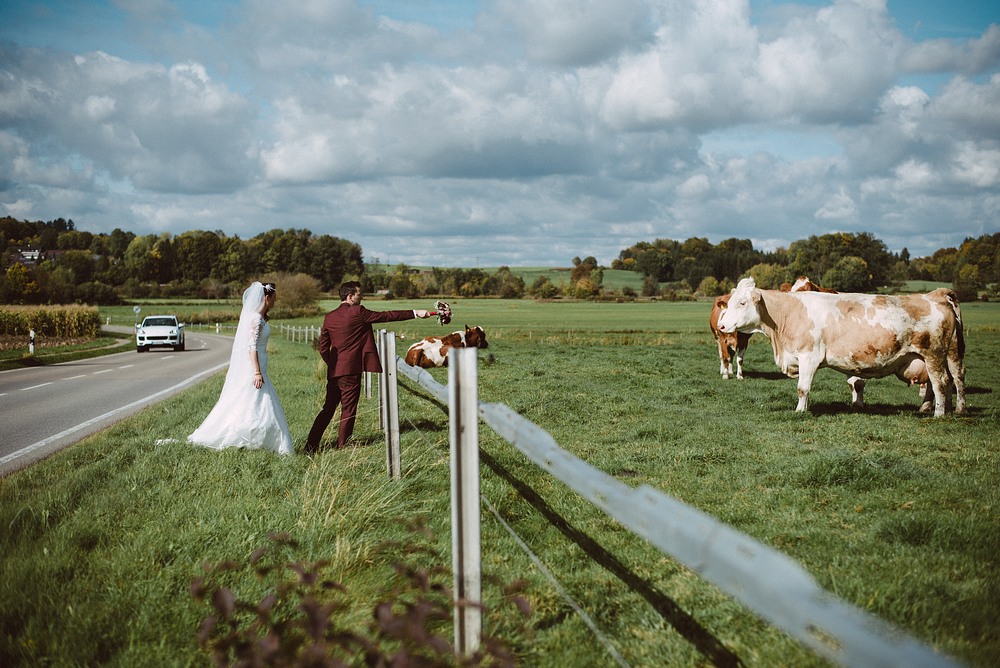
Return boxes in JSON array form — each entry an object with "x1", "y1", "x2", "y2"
[
  {"x1": 404, "y1": 325, "x2": 489, "y2": 368},
  {"x1": 709, "y1": 277, "x2": 830, "y2": 380},
  {"x1": 782, "y1": 278, "x2": 936, "y2": 410},
  {"x1": 709, "y1": 294, "x2": 750, "y2": 379},
  {"x1": 716, "y1": 277, "x2": 966, "y2": 417}
]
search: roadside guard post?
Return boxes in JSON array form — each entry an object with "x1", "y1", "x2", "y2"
[
  {"x1": 449, "y1": 347, "x2": 482, "y2": 657},
  {"x1": 29, "y1": 329, "x2": 35, "y2": 355}
]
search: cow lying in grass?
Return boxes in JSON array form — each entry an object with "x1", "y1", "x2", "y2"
[{"x1": 404, "y1": 325, "x2": 489, "y2": 368}]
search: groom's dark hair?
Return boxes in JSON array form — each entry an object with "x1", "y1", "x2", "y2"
[{"x1": 339, "y1": 281, "x2": 362, "y2": 301}]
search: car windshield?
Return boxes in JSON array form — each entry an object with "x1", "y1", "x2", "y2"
[{"x1": 143, "y1": 318, "x2": 176, "y2": 327}]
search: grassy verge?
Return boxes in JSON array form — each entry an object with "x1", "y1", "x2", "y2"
[
  {"x1": 2, "y1": 300, "x2": 998, "y2": 666},
  {"x1": 0, "y1": 331, "x2": 131, "y2": 371}
]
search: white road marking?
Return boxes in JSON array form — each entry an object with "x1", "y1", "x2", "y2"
[{"x1": 20, "y1": 383, "x2": 53, "y2": 391}]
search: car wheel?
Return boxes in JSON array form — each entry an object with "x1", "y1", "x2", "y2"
[
  {"x1": 137, "y1": 345, "x2": 147, "y2": 353},
  {"x1": 176, "y1": 342, "x2": 185, "y2": 351}
]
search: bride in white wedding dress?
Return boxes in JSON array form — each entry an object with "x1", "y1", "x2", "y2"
[{"x1": 187, "y1": 281, "x2": 294, "y2": 455}]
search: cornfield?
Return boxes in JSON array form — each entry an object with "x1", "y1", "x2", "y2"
[{"x1": 0, "y1": 305, "x2": 101, "y2": 338}]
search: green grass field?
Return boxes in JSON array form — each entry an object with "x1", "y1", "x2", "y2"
[{"x1": 2, "y1": 298, "x2": 998, "y2": 666}]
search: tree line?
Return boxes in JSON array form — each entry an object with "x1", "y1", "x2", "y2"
[
  {"x1": 613, "y1": 231, "x2": 1000, "y2": 301},
  {"x1": 1, "y1": 215, "x2": 997, "y2": 305},
  {"x1": 0, "y1": 217, "x2": 363, "y2": 305}
]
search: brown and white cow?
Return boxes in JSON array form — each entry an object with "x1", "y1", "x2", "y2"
[
  {"x1": 788, "y1": 276, "x2": 839, "y2": 293},
  {"x1": 781, "y1": 277, "x2": 937, "y2": 411},
  {"x1": 709, "y1": 294, "x2": 750, "y2": 379},
  {"x1": 709, "y1": 277, "x2": 829, "y2": 380},
  {"x1": 716, "y1": 277, "x2": 966, "y2": 416},
  {"x1": 404, "y1": 325, "x2": 489, "y2": 368}
]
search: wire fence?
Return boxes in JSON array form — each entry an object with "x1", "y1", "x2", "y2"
[{"x1": 383, "y1": 340, "x2": 963, "y2": 668}]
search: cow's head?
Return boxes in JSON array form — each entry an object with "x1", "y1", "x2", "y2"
[
  {"x1": 790, "y1": 276, "x2": 812, "y2": 292},
  {"x1": 716, "y1": 278, "x2": 762, "y2": 334},
  {"x1": 465, "y1": 325, "x2": 489, "y2": 349}
]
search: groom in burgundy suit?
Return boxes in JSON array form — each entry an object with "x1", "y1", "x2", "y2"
[{"x1": 305, "y1": 281, "x2": 430, "y2": 453}]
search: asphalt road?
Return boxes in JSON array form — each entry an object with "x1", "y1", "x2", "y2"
[{"x1": 0, "y1": 329, "x2": 232, "y2": 476}]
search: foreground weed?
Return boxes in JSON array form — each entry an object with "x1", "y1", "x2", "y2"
[{"x1": 192, "y1": 528, "x2": 531, "y2": 666}]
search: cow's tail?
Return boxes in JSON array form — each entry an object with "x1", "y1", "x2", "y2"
[{"x1": 946, "y1": 290, "x2": 965, "y2": 360}]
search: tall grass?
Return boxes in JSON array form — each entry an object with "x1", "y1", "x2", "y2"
[{"x1": 2, "y1": 300, "x2": 998, "y2": 666}]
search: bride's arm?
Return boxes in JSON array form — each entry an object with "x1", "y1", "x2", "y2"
[
  {"x1": 251, "y1": 349, "x2": 263, "y2": 389},
  {"x1": 248, "y1": 313, "x2": 264, "y2": 389}
]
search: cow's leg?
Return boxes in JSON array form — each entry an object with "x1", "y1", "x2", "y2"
[
  {"x1": 717, "y1": 340, "x2": 732, "y2": 379},
  {"x1": 848, "y1": 376, "x2": 865, "y2": 407},
  {"x1": 794, "y1": 358, "x2": 820, "y2": 412},
  {"x1": 948, "y1": 350, "x2": 967, "y2": 416},
  {"x1": 918, "y1": 382, "x2": 935, "y2": 413},
  {"x1": 925, "y1": 360, "x2": 950, "y2": 418},
  {"x1": 734, "y1": 342, "x2": 745, "y2": 380}
]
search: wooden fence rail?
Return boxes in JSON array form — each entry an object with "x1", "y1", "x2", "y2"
[{"x1": 388, "y1": 344, "x2": 961, "y2": 668}]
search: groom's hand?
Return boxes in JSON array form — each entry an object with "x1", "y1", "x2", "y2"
[{"x1": 413, "y1": 309, "x2": 431, "y2": 318}]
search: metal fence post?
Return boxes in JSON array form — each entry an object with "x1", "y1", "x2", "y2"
[
  {"x1": 383, "y1": 331, "x2": 401, "y2": 480},
  {"x1": 449, "y1": 348, "x2": 482, "y2": 657},
  {"x1": 377, "y1": 330, "x2": 387, "y2": 431}
]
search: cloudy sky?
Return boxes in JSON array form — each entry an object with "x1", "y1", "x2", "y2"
[{"x1": 1, "y1": 0, "x2": 998, "y2": 267}]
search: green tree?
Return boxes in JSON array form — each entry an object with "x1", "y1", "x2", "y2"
[
  {"x1": 2, "y1": 263, "x2": 39, "y2": 303},
  {"x1": 175, "y1": 231, "x2": 223, "y2": 283},
  {"x1": 124, "y1": 235, "x2": 157, "y2": 282},
  {"x1": 746, "y1": 263, "x2": 788, "y2": 289},
  {"x1": 573, "y1": 278, "x2": 598, "y2": 299},
  {"x1": 153, "y1": 235, "x2": 177, "y2": 283},
  {"x1": 529, "y1": 276, "x2": 558, "y2": 299},
  {"x1": 821, "y1": 256, "x2": 871, "y2": 292},
  {"x1": 954, "y1": 264, "x2": 980, "y2": 302},
  {"x1": 485, "y1": 266, "x2": 525, "y2": 298},
  {"x1": 308, "y1": 235, "x2": 363, "y2": 291},
  {"x1": 214, "y1": 237, "x2": 252, "y2": 285},
  {"x1": 50, "y1": 250, "x2": 95, "y2": 284},
  {"x1": 697, "y1": 276, "x2": 721, "y2": 297}
]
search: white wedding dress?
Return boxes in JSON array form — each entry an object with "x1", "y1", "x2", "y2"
[{"x1": 188, "y1": 307, "x2": 294, "y2": 455}]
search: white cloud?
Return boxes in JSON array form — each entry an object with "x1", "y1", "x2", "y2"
[
  {"x1": 815, "y1": 187, "x2": 858, "y2": 220},
  {"x1": 0, "y1": 0, "x2": 998, "y2": 266},
  {"x1": 492, "y1": 0, "x2": 653, "y2": 66},
  {"x1": 952, "y1": 142, "x2": 1000, "y2": 189},
  {"x1": 901, "y1": 24, "x2": 1000, "y2": 75},
  {"x1": 928, "y1": 73, "x2": 1000, "y2": 138}
]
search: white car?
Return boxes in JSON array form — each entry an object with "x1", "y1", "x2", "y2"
[{"x1": 136, "y1": 315, "x2": 185, "y2": 352}]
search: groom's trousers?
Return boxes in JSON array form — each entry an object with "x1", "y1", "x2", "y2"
[{"x1": 306, "y1": 373, "x2": 362, "y2": 451}]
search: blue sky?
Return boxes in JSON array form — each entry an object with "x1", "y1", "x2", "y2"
[{"x1": 1, "y1": 0, "x2": 998, "y2": 267}]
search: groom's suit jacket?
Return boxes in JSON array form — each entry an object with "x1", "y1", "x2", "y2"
[{"x1": 318, "y1": 303, "x2": 414, "y2": 378}]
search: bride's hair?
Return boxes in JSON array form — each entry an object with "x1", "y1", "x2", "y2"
[{"x1": 262, "y1": 283, "x2": 276, "y2": 295}]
